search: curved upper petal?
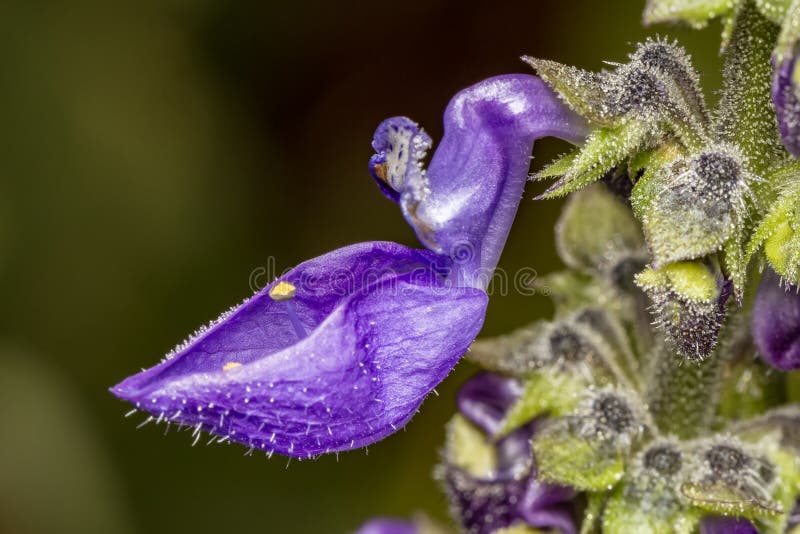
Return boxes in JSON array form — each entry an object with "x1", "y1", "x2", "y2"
[
  {"x1": 752, "y1": 268, "x2": 800, "y2": 370},
  {"x1": 370, "y1": 74, "x2": 588, "y2": 288},
  {"x1": 112, "y1": 242, "x2": 487, "y2": 457}
]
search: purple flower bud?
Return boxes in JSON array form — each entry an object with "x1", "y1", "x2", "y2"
[
  {"x1": 112, "y1": 242, "x2": 487, "y2": 457},
  {"x1": 456, "y1": 371, "x2": 523, "y2": 436},
  {"x1": 370, "y1": 74, "x2": 588, "y2": 288},
  {"x1": 772, "y1": 49, "x2": 800, "y2": 158},
  {"x1": 442, "y1": 373, "x2": 576, "y2": 534},
  {"x1": 752, "y1": 268, "x2": 800, "y2": 370},
  {"x1": 699, "y1": 516, "x2": 759, "y2": 534},
  {"x1": 354, "y1": 518, "x2": 417, "y2": 534}
]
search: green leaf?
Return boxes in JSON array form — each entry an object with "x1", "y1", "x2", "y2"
[
  {"x1": 539, "y1": 121, "x2": 649, "y2": 198},
  {"x1": 555, "y1": 184, "x2": 645, "y2": 274},
  {"x1": 643, "y1": 0, "x2": 736, "y2": 28}
]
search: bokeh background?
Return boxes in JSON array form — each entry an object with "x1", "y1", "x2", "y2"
[{"x1": 0, "y1": 1, "x2": 723, "y2": 533}]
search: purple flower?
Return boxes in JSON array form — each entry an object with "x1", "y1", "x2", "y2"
[
  {"x1": 773, "y1": 49, "x2": 800, "y2": 158},
  {"x1": 370, "y1": 74, "x2": 587, "y2": 289},
  {"x1": 699, "y1": 516, "x2": 759, "y2": 534},
  {"x1": 442, "y1": 372, "x2": 577, "y2": 534},
  {"x1": 752, "y1": 268, "x2": 800, "y2": 370},
  {"x1": 112, "y1": 242, "x2": 487, "y2": 457},
  {"x1": 112, "y1": 74, "x2": 586, "y2": 457},
  {"x1": 354, "y1": 518, "x2": 417, "y2": 534}
]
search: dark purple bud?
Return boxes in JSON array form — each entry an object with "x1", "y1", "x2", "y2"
[
  {"x1": 442, "y1": 373, "x2": 576, "y2": 534},
  {"x1": 355, "y1": 518, "x2": 417, "y2": 534},
  {"x1": 752, "y1": 268, "x2": 800, "y2": 370},
  {"x1": 699, "y1": 516, "x2": 759, "y2": 534},
  {"x1": 456, "y1": 371, "x2": 523, "y2": 436},
  {"x1": 773, "y1": 49, "x2": 800, "y2": 158},
  {"x1": 370, "y1": 75, "x2": 588, "y2": 288},
  {"x1": 112, "y1": 242, "x2": 487, "y2": 457}
]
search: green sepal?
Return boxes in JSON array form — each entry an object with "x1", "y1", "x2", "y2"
[
  {"x1": 444, "y1": 414, "x2": 498, "y2": 477},
  {"x1": 603, "y1": 440, "x2": 700, "y2": 534},
  {"x1": 747, "y1": 185, "x2": 800, "y2": 284},
  {"x1": 635, "y1": 261, "x2": 727, "y2": 361},
  {"x1": 755, "y1": 0, "x2": 793, "y2": 24},
  {"x1": 722, "y1": 225, "x2": 747, "y2": 300},
  {"x1": 603, "y1": 481, "x2": 700, "y2": 534},
  {"x1": 580, "y1": 492, "x2": 607, "y2": 534},
  {"x1": 776, "y1": 0, "x2": 800, "y2": 60},
  {"x1": 756, "y1": 446, "x2": 800, "y2": 533},
  {"x1": 468, "y1": 311, "x2": 631, "y2": 388},
  {"x1": 717, "y1": 1, "x2": 783, "y2": 174},
  {"x1": 522, "y1": 57, "x2": 615, "y2": 127},
  {"x1": 532, "y1": 418, "x2": 627, "y2": 491},
  {"x1": 630, "y1": 143, "x2": 683, "y2": 221},
  {"x1": 681, "y1": 439, "x2": 784, "y2": 519},
  {"x1": 635, "y1": 261, "x2": 719, "y2": 302},
  {"x1": 534, "y1": 270, "x2": 607, "y2": 315},
  {"x1": 643, "y1": 0, "x2": 736, "y2": 28},
  {"x1": 497, "y1": 371, "x2": 587, "y2": 436},
  {"x1": 532, "y1": 389, "x2": 645, "y2": 491},
  {"x1": 718, "y1": 359, "x2": 785, "y2": 423},
  {"x1": 555, "y1": 184, "x2": 645, "y2": 275},
  {"x1": 535, "y1": 150, "x2": 579, "y2": 181},
  {"x1": 730, "y1": 405, "x2": 800, "y2": 453},
  {"x1": 538, "y1": 121, "x2": 649, "y2": 199}
]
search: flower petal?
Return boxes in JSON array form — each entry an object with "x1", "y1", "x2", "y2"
[
  {"x1": 112, "y1": 242, "x2": 487, "y2": 457},
  {"x1": 773, "y1": 51, "x2": 800, "y2": 158},
  {"x1": 753, "y1": 268, "x2": 800, "y2": 370},
  {"x1": 370, "y1": 74, "x2": 588, "y2": 288},
  {"x1": 456, "y1": 371, "x2": 523, "y2": 436},
  {"x1": 355, "y1": 518, "x2": 417, "y2": 534}
]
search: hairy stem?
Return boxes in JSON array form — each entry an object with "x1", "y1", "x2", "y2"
[{"x1": 645, "y1": 342, "x2": 724, "y2": 438}]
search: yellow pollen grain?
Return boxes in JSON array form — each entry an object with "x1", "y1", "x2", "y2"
[
  {"x1": 223, "y1": 362, "x2": 242, "y2": 371},
  {"x1": 269, "y1": 281, "x2": 297, "y2": 301}
]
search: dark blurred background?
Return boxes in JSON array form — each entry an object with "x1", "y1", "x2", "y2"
[{"x1": 0, "y1": 1, "x2": 722, "y2": 533}]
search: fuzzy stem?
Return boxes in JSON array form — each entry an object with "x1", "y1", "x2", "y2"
[{"x1": 644, "y1": 342, "x2": 724, "y2": 439}]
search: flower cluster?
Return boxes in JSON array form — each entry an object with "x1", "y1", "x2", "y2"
[{"x1": 113, "y1": 1, "x2": 800, "y2": 533}]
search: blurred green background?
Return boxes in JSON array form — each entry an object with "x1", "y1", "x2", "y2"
[{"x1": 0, "y1": 1, "x2": 722, "y2": 533}]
